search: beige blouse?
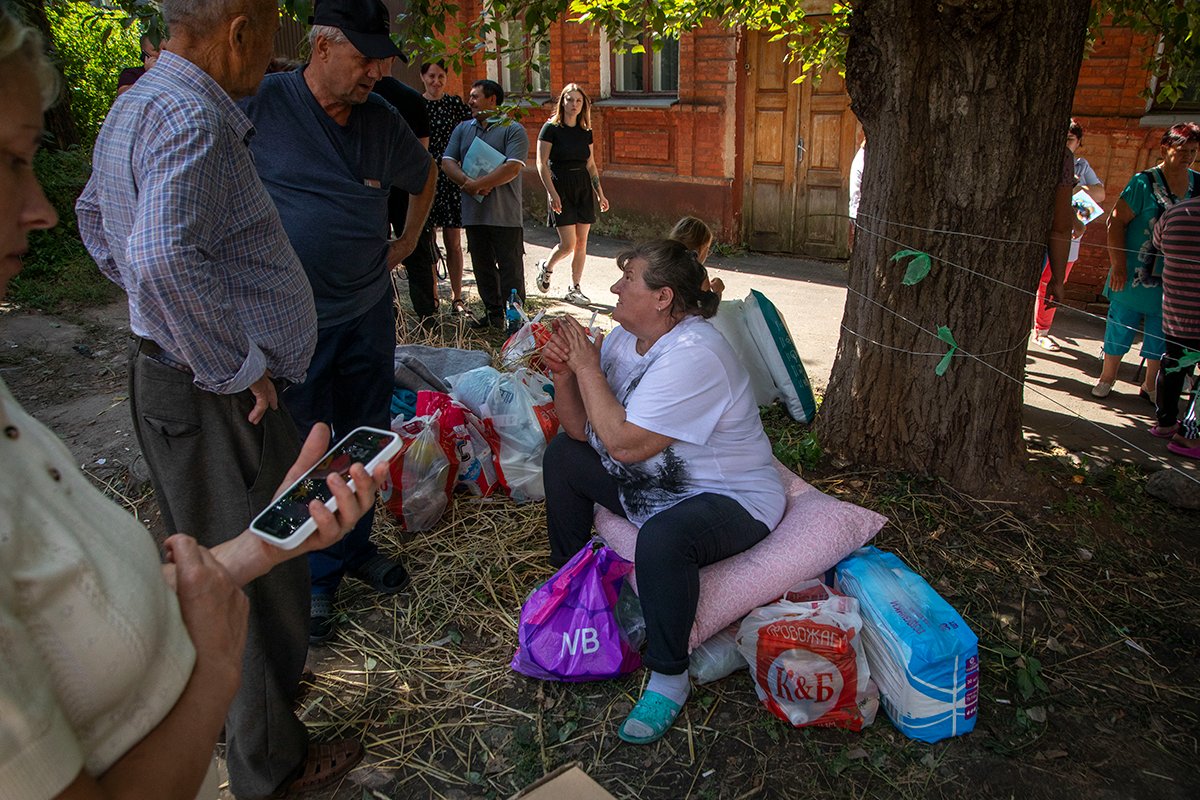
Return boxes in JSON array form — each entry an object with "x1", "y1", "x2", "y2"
[{"x1": 0, "y1": 376, "x2": 199, "y2": 798}]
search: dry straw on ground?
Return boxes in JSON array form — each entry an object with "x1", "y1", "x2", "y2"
[{"x1": 95, "y1": 276, "x2": 1200, "y2": 798}]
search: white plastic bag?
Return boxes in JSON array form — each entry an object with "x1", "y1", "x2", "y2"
[
  {"x1": 446, "y1": 366, "x2": 558, "y2": 502},
  {"x1": 737, "y1": 580, "x2": 879, "y2": 731}
]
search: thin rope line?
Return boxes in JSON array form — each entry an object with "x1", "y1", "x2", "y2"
[
  {"x1": 852, "y1": 221, "x2": 1172, "y2": 349},
  {"x1": 854, "y1": 220, "x2": 1033, "y2": 294},
  {"x1": 839, "y1": 323, "x2": 1027, "y2": 360},
  {"x1": 840, "y1": 286, "x2": 1200, "y2": 485},
  {"x1": 853, "y1": 211, "x2": 1044, "y2": 248},
  {"x1": 848, "y1": 209, "x2": 1200, "y2": 267}
]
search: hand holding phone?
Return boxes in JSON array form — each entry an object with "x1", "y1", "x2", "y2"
[{"x1": 250, "y1": 427, "x2": 401, "y2": 549}]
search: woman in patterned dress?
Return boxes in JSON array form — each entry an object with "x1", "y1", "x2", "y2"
[{"x1": 421, "y1": 61, "x2": 474, "y2": 313}]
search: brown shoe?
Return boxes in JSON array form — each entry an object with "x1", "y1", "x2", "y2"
[{"x1": 273, "y1": 739, "x2": 364, "y2": 797}]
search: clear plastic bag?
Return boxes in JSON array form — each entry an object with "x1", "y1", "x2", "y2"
[
  {"x1": 383, "y1": 414, "x2": 455, "y2": 531},
  {"x1": 689, "y1": 624, "x2": 746, "y2": 684},
  {"x1": 614, "y1": 579, "x2": 646, "y2": 652}
]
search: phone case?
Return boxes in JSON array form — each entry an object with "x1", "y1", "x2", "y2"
[{"x1": 249, "y1": 427, "x2": 402, "y2": 550}]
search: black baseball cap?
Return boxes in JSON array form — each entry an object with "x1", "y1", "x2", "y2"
[{"x1": 310, "y1": 0, "x2": 407, "y2": 62}]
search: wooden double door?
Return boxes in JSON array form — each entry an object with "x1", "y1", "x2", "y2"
[{"x1": 742, "y1": 32, "x2": 858, "y2": 259}]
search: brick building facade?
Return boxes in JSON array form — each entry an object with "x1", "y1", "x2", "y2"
[{"x1": 280, "y1": 9, "x2": 1193, "y2": 304}]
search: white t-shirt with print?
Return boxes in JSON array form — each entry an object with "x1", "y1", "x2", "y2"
[{"x1": 590, "y1": 315, "x2": 785, "y2": 529}]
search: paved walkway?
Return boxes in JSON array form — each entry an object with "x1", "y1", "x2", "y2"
[{"x1": 514, "y1": 224, "x2": 1195, "y2": 475}]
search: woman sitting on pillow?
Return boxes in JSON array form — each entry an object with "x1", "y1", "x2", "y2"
[{"x1": 541, "y1": 239, "x2": 785, "y2": 744}]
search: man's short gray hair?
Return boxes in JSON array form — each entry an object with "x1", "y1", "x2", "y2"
[
  {"x1": 160, "y1": 0, "x2": 256, "y2": 35},
  {"x1": 307, "y1": 24, "x2": 349, "y2": 52}
]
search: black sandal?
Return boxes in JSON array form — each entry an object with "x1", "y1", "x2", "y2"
[{"x1": 348, "y1": 554, "x2": 411, "y2": 595}]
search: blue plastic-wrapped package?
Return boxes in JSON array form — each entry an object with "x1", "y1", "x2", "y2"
[{"x1": 834, "y1": 546, "x2": 979, "y2": 743}]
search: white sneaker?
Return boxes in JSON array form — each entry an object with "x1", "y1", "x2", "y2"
[
  {"x1": 565, "y1": 285, "x2": 590, "y2": 304},
  {"x1": 1091, "y1": 380, "x2": 1114, "y2": 398},
  {"x1": 535, "y1": 260, "x2": 551, "y2": 293}
]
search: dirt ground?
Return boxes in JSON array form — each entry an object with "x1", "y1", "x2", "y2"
[{"x1": 3, "y1": 296, "x2": 1198, "y2": 800}]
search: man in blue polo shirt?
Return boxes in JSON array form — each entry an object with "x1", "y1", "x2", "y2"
[
  {"x1": 442, "y1": 79, "x2": 530, "y2": 328},
  {"x1": 240, "y1": 0, "x2": 436, "y2": 644}
]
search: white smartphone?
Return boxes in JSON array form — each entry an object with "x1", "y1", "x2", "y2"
[{"x1": 249, "y1": 426, "x2": 401, "y2": 550}]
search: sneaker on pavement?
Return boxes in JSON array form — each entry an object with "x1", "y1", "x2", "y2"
[
  {"x1": 1091, "y1": 380, "x2": 1114, "y2": 398},
  {"x1": 565, "y1": 285, "x2": 590, "y2": 304},
  {"x1": 535, "y1": 260, "x2": 552, "y2": 293}
]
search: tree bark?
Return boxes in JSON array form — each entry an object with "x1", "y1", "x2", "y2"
[
  {"x1": 13, "y1": 0, "x2": 81, "y2": 149},
  {"x1": 815, "y1": 0, "x2": 1090, "y2": 495}
]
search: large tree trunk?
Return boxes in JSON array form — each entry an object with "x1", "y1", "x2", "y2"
[
  {"x1": 815, "y1": 0, "x2": 1090, "y2": 495},
  {"x1": 13, "y1": 0, "x2": 81, "y2": 149}
]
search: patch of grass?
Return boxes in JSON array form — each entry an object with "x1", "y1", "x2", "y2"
[
  {"x1": 759, "y1": 403, "x2": 821, "y2": 472},
  {"x1": 11, "y1": 147, "x2": 117, "y2": 311}
]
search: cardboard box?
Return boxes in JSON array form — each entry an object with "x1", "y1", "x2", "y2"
[{"x1": 509, "y1": 763, "x2": 617, "y2": 800}]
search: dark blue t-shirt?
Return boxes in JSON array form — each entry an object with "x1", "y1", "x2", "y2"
[{"x1": 240, "y1": 69, "x2": 431, "y2": 326}]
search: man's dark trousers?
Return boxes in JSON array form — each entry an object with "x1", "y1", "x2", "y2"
[
  {"x1": 465, "y1": 224, "x2": 525, "y2": 323},
  {"x1": 128, "y1": 347, "x2": 309, "y2": 800},
  {"x1": 389, "y1": 188, "x2": 438, "y2": 321},
  {"x1": 285, "y1": 288, "x2": 396, "y2": 594}
]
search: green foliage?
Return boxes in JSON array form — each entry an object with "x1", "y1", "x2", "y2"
[
  {"x1": 1100, "y1": 1, "x2": 1200, "y2": 107},
  {"x1": 45, "y1": 1, "x2": 140, "y2": 143},
  {"x1": 760, "y1": 404, "x2": 821, "y2": 472},
  {"x1": 87, "y1": 0, "x2": 1194, "y2": 101},
  {"x1": 10, "y1": 147, "x2": 118, "y2": 311}
]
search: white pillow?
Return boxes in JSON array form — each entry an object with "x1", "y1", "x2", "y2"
[
  {"x1": 710, "y1": 300, "x2": 781, "y2": 407},
  {"x1": 744, "y1": 290, "x2": 818, "y2": 422}
]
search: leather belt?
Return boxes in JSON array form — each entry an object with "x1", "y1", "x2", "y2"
[{"x1": 136, "y1": 337, "x2": 193, "y2": 375}]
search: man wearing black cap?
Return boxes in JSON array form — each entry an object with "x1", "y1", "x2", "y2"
[{"x1": 240, "y1": 0, "x2": 436, "y2": 645}]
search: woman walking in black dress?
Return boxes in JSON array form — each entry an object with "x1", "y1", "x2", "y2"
[
  {"x1": 421, "y1": 60, "x2": 474, "y2": 313},
  {"x1": 535, "y1": 83, "x2": 609, "y2": 304}
]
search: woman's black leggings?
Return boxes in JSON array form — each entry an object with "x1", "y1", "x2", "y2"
[{"x1": 544, "y1": 433, "x2": 770, "y2": 674}]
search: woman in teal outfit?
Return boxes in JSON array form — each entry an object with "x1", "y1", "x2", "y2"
[{"x1": 1095, "y1": 123, "x2": 1200, "y2": 401}]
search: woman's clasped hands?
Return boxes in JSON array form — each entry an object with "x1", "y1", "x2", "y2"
[{"x1": 542, "y1": 315, "x2": 604, "y2": 377}]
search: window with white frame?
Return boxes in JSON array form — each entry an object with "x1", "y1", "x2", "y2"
[
  {"x1": 612, "y1": 33, "x2": 678, "y2": 95},
  {"x1": 495, "y1": 20, "x2": 551, "y2": 95}
]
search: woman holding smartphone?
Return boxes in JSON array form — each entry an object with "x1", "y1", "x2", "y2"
[
  {"x1": 535, "y1": 83, "x2": 609, "y2": 305},
  {"x1": 0, "y1": 11, "x2": 385, "y2": 798}
]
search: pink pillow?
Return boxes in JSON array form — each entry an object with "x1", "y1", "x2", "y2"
[{"x1": 594, "y1": 459, "x2": 886, "y2": 651}]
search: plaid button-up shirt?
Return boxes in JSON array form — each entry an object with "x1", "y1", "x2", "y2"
[{"x1": 77, "y1": 51, "x2": 316, "y2": 393}]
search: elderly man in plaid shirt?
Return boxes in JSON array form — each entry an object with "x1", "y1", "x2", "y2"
[{"x1": 76, "y1": 0, "x2": 364, "y2": 797}]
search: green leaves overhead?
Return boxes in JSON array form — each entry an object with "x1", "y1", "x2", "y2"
[
  {"x1": 935, "y1": 326, "x2": 957, "y2": 377},
  {"x1": 890, "y1": 249, "x2": 933, "y2": 286},
  {"x1": 78, "y1": 1, "x2": 1196, "y2": 104}
]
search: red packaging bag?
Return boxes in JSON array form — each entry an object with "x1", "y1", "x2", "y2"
[{"x1": 736, "y1": 580, "x2": 879, "y2": 731}]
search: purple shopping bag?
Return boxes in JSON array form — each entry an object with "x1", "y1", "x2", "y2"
[{"x1": 510, "y1": 542, "x2": 642, "y2": 681}]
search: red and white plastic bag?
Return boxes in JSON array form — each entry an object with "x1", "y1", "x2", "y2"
[
  {"x1": 500, "y1": 311, "x2": 552, "y2": 374},
  {"x1": 446, "y1": 366, "x2": 558, "y2": 502},
  {"x1": 737, "y1": 580, "x2": 879, "y2": 731},
  {"x1": 416, "y1": 391, "x2": 504, "y2": 497}
]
